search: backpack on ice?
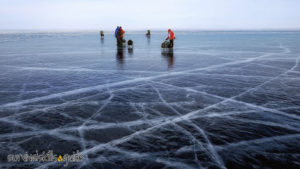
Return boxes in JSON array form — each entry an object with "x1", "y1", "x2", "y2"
[{"x1": 161, "y1": 40, "x2": 171, "y2": 48}]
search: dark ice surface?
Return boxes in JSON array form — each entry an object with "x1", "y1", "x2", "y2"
[{"x1": 0, "y1": 31, "x2": 299, "y2": 169}]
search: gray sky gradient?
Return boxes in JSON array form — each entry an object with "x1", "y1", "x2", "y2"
[{"x1": 0, "y1": 0, "x2": 300, "y2": 30}]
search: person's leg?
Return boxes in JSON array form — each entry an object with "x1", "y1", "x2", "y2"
[
  {"x1": 170, "y1": 40, "x2": 174, "y2": 48},
  {"x1": 117, "y1": 37, "x2": 121, "y2": 46},
  {"x1": 119, "y1": 37, "x2": 123, "y2": 46}
]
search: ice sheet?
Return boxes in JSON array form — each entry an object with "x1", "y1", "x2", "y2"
[{"x1": 0, "y1": 31, "x2": 299, "y2": 169}]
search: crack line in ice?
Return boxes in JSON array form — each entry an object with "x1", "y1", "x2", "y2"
[
  {"x1": 1, "y1": 109, "x2": 269, "y2": 140},
  {"x1": 183, "y1": 72, "x2": 275, "y2": 80},
  {"x1": 171, "y1": 124, "x2": 208, "y2": 168},
  {"x1": 144, "y1": 84, "x2": 226, "y2": 169},
  {"x1": 28, "y1": 69, "x2": 300, "y2": 168},
  {"x1": 35, "y1": 103, "x2": 293, "y2": 168},
  {"x1": 278, "y1": 106, "x2": 300, "y2": 110},
  {"x1": 252, "y1": 63, "x2": 288, "y2": 71},
  {"x1": 59, "y1": 63, "x2": 298, "y2": 159},
  {"x1": 1, "y1": 68, "x2": 298, "y2": 149},
  {"x1": 77, "y1": 84, "x2": 114, "y2": 167},
  {"x1": 9, "y1": 65, "x2": 163, "y2": 75},
  {"x1": 215, "y1": 133, "x2": 300, "y2": 151},
  {"x1": 0, "y1": 116, "x2": 176, "y2": 139},
  {"x1": 189, "y1": 123, "x2": 226, "y2": 169},
  {"x1": 223, "y1": 116, "x2": 300, "y2": 132},
  {"x1": 6, "y1": 43, "x2": 297, "y2": 169},
  {"x1": 153, "y1": 73, "x2": 300, "y2": 121},
  {"x1": 151, "y1": 84, "x2": 220, "y2": 167},
  {"x1": 9, "y1": 72, "x2": 32, "y2": 144},
  {"x1": 0, "y1": 49, "x2": 284, "y2": 109},
  {"x1": 0, "y1": 83, "x2": 149, "y2": 121},
  {"x1": 104, "y1": 146, "x2": 198, "y2": 169}
]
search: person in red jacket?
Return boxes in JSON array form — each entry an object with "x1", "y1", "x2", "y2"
[
  {"x1": 166, "y1": 29, "x2": 175, "y2": 48},
  {"x1": 119, "y1": 27, "x2": 125, "y2": 38}
]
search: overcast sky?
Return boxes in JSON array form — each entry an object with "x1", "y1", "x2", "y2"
[{"x1": 0, "y1": 0, "x2": 300, "y2": 30}]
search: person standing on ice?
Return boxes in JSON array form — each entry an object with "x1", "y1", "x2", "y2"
[
  {"x1": 117, "y1": 27, "x2": 125, "y2": 46},
  {"x1": 166, "y1": 29, "x2": 175, "y2": 48}
]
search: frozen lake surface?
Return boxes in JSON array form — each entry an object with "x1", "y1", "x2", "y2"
[{"x1": 0, "y1": 31, "x2": 299, "y2": 169}]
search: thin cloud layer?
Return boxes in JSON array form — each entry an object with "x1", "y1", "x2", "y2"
[{"x1": 0, "y1": 0, "x2": 300, "y2": 30}]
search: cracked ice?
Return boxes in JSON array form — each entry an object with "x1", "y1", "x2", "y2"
[{"x1": 0, "y1": 31, "x2": 299, "y2": 169}]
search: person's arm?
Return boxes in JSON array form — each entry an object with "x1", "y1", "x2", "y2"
[{"x1": 166, "y1": 33, "x2": 170, "y2": 40}]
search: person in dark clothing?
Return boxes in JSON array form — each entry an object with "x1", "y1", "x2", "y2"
[
  {"x1": 117, "y1": 33, "x2": 122, "y2": 46},
  {"x1": 100, "y1": 30, "x2": 104, "y2": 37},
  {"x1": 146, "y1": 30, "x2": 151, "y2": 37},
  {"x1": 117, "y1": 27, "x2": 125, "y2": 47}
]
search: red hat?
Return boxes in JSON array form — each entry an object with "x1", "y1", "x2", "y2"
[{"x1": 168, "y1": 29, "x2": 171, "y2": 32}]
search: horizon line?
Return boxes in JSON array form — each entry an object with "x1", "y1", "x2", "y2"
[{"x1": 1, "y1": 28, "x2": 300, "y2": 33}]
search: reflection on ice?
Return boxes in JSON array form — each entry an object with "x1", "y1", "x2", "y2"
[
  {"x1": 128, "y1": 48, "x2": 133, "y2": 56},
  {"x1": 161, "y1": 48, "x2": 174, "y2": 69},
  {"x1": 116, "y1": 46, "x2": 125, "y2": 67}
]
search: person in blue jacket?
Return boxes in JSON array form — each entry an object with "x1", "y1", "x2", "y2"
[{"x1": 115, "y1": 26, "x2": 120, "y2": 38}]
